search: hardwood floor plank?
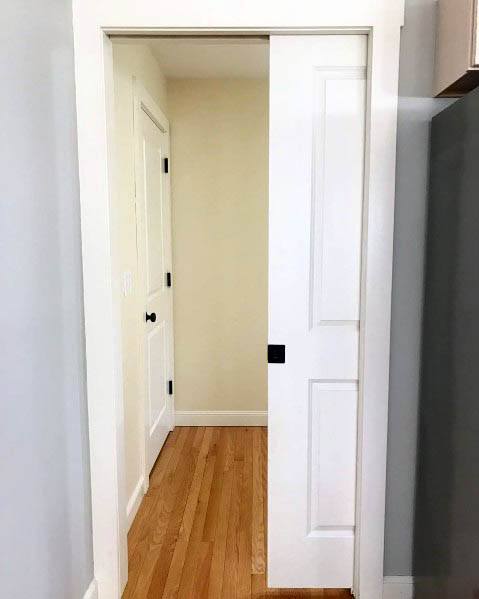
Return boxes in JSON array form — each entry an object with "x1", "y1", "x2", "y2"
[
  {"x1": 222, "y1": 457, "x2": 243, "y2": 598},
  {"x1": 177, "y1": 430, "x2": 218, "y2": 599},
  {"x1": 251, "y1": 573, "x2": 266, "y2": 598},
  {"x1": 261, "y1": 428, "x2": 268, "y2": 585},
  {"x1": 145, "y1": 428, "x2": 206, "y2": 598},
  {"x1": 148, "y1": 427, "x2": 180, "y2": 490},
  {"x1": 128, "y1": 427, "x2": 187, "y2": 556},
  {"x1": 124, "y1": 427, "x2": 352, "y2": 599},
  {"x1": 125, "y1": 427, "x2": 197, "y2": 598},
  {"x1": 238, "y1": 428, "x2": 253, "y2": 598},
  {"x1": 252, "y1": 428, "x2": 266, "y2": 575},
  {"x1": 193, "y1": 540, "x2": 214, "y2": 598},
  {"x1": 279, "y1": 590, "x2": 320, "y2": 597},
  {"x1": 162, "y1": 428, "x2": 213, "y2": 598},
  {"x1": 123, "y1": 427, "x2": 194, "y2": 599},
  {"x1": 251, "y1": 573, "x2": 279, "y2": 597},
  {"x1": 206, "y1": 453, "x2": 234, "y2": 598},
  {"x1": 202, "y1": 428, "x2": 231, "y2": 542}
]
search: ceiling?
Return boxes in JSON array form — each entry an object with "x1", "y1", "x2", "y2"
[{"x1": 144, "y1": 37, "x2": 269, "y2": 79}]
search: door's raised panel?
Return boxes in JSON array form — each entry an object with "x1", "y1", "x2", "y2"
[
  {"x1": 147, "y1": 320, "x2": 167, "y2": 433},
  {"x1": 143, "y1": 124, "x2": 165, "y2": 295},
  {"x1": 305, "y1": 325, "x2": 359, "y2": 380},
  {"x1": 310, "y1": 68, "x2": 366, "y2": 327},
  {"x1": 308, "y1": 381, "x2": 358, "y2": 534}
]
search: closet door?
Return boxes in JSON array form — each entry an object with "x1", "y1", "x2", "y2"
[
  {"x1": 135, "y1": 90, "x2": 175, "y2": 476},
  {"x1": 268, "y1": 35, "x2": 367, "y2": 588}
]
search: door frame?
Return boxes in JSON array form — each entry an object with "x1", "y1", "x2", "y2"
[
  {"x1": 132, "y1": 80, "x2": 175, "y2": 499},
  {"x1": 72, "y1": 3, "x2": 405, "y2": 598}
]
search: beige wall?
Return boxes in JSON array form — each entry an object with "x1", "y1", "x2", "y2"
[
  {"x1": 168, "y1": 79, "x2": 269, "y2": 413},
  {"x1": 112, "y1": 41, "x2": 168, "y2": 503},
  {"x1": 112, "y1": 53, "x2": 268, "y2": 504}
]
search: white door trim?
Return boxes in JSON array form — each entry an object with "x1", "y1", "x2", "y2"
[
  {"x1": 83, "y1": 579, "x2": 99, "y2": 599},
  {"x1": 71, "y1": 3, "x2": 404, "y2": 598}
]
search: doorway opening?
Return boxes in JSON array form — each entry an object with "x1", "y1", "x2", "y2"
[
  {"x1": 111, "y1": 36, "x2": 272, "y2": 596},
  {"x1": 98, "y1": 28, "x2": 387, "y2": 599}
]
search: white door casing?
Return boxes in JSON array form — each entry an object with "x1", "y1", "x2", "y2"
[
  {"x1": 268, "y1": 35, "x2": 367, "y2": 589},
  {"x1": 72, "y1": 2, "x2": 404, "y2": 597},
  {"x1": 134, "y1": 84, "x2": 175, "y2": 480}
]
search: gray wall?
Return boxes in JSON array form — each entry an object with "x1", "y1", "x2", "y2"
[
  {"x1": 385, "y1": 0, "x2": 453, "y2": 576},
  {"x1": 0, "y1": 1, "x2": 94, "y2": 598}
]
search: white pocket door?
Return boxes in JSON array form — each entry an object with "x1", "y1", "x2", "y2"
[{"x1": 268, "y1": 35, "x2": 367, "y2": 589}]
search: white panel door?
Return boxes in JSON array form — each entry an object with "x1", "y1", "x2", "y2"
[
  {"x1": 268, "y1": 35, "x2": 367, "y2": 589},
  {"x1": 137, "y1": 104, "x2": 174, "y2": 474}
]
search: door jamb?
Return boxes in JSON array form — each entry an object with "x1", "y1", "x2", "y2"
[{"x1": 72, "y1": 19, "x2": 403, "y2": 599}]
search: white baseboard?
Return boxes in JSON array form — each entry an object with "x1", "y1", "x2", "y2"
[
  {"x1": 383, "y1": 577, "x2": 415, "y2": 599},
  {"x1": 175, "y1": 410, "x2": 268, "y2": 426},
  {"x1": 83, "y1": 579, "x2": 98, "y2": 599},
  {"x1": 126, "y1": 476, "x2": 145, "y2": 530}
]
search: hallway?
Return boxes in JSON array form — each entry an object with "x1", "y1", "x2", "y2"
[{"x1": 123, "y1": 426, "x2": 352, "y2": 598}]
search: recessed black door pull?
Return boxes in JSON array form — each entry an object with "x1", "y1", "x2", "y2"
[
  {"x1": 145, "y1": 312, "x2": 157, "y2": 323},
  {"x1": 268, "y1": 344, "x2": 286, "y2": 363}
]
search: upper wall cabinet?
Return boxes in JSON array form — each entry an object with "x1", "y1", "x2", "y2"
[{"x1": 435, "y1": 0, "x2": 479, "y2": 97}]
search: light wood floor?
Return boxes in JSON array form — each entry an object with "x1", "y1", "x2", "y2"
[{"x1": 123, "y1": 426, "x2": 352, "y2": 599}]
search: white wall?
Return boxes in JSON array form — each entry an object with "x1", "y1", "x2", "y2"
[
  {"x1": 168, "y1": 78, "x2": 269, "y2": 414},
  {"x1": 112, "y1": 41, "x2": 169, "y2": 507},
  {"x1": 1, "y1": 0, "x2": 93, "y2": 596}
]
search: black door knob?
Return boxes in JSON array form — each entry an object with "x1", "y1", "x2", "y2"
[{"x1": 145, "y1": 312, "x2": 157, "y2": 323}]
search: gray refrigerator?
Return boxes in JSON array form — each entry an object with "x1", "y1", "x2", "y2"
[{"x1": 414, "y1": 86, "x2": 479, "y2": 598}]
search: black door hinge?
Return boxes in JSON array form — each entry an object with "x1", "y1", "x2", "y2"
[
  {"x1": 166, "y1": 272, "x2": 172, "y2": 288},
  {"x1": 164, "y1": 157, "x2": 169, "y2": 174},
  {"x1": 168, "y1": 380, "x2": 173, "y2": 395}
]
